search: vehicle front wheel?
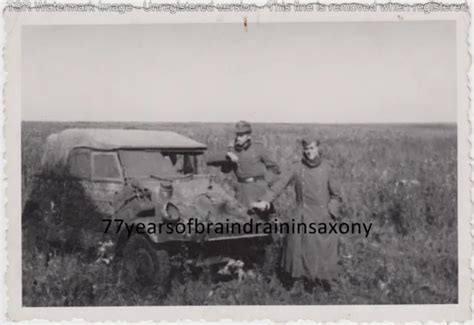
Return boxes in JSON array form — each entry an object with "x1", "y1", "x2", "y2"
[{"x1": 121, "y1": 235, "x2": 171, "y2": 288}]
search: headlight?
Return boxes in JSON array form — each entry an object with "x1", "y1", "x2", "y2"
[
  {"x1": 159, "y1": 181, "x2": 173, "y2": 199},
  {"x1": 162, "y1": 201, "x2": 180, "y2": 223}
]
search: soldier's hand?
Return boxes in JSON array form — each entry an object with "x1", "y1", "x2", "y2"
[
  {"x1": 252, "y1": 201, "x2": 270, "y2": 211},
  {"x1": 226, "y1": 152, "x2": 239, "y2": 163}
]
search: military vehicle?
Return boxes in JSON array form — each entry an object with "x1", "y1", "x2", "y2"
[{"x1": 22, "y1": 128, "x2": 274, "y2": 285}]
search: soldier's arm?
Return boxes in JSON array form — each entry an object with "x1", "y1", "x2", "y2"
[
  {"x1": 260, "y1": 165, "x2": 296, "y2": 203},
  {"x1": 328, "y1": 163, "x2": 343, "y2": 201},
  {"x1": 205, "y1": 147, "x2": 236, "y2": 174},
  {"x1": 327, "y1": 163, "x2": 343, "y2": 220},
  {"x1": 205, "y1": 152, "x2": 229, "y2": 165},
  {"x1": 258, "y1": 144, "x2": 281, "y2": 175}
]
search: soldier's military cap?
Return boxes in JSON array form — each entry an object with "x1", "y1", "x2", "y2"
[
  {"x1": 301, "y1": 136, "x2": 320, "y2": 148},
  {"x1": 235, "y1": 120, "x2": 252, "y2": 134}
]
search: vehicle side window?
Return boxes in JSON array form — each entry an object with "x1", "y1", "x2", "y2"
[
  {"x1": 91, "y1": 152, "x2": 122, "y2": 180},
  {"x1": 68, "y1": 149, "x2": 91, "y2": 179}
]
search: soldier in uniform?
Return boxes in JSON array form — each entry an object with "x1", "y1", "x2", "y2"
[
  {"x1": 206, "y1": 121, "x2": 281, "y2": 208},
  {"x1": 252, "y1": 137, "x2": 343, "y2": 291}
]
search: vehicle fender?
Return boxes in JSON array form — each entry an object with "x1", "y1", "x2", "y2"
[{"x1": 115, "y1": 216, "x2": 161, "y2": 254}]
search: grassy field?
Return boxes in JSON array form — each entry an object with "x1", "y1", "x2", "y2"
[{"x1": 21, "y1": 121, "x2": 458, "y2": 306}]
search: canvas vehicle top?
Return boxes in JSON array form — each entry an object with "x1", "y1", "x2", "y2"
[{"x1": 40, "y1": 128, "x2": 207, "y2": 174}]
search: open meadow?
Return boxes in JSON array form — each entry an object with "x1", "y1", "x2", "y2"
[{"x1": 21, "y1": 121, "x2": 457, "y2": 306}]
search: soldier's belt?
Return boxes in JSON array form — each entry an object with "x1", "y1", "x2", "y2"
[{"x1": 238, "y1": 175, "x2": 265, "y2": 183}]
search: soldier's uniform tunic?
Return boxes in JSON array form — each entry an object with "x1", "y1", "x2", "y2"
[
  {"x1": 206, "y1": 140, "x2": 280, "y2": 208},
  {"x1": 261, "y1": 158, "x2": 342, "y2": 281}
]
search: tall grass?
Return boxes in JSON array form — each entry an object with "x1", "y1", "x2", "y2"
[{"x1": 21, "y1": 121, "x2": 457, "y2": 305}]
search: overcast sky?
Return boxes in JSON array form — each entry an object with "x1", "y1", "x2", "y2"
[{"x1": 22, "y1": 21, "x2": 456, "y2": 123}]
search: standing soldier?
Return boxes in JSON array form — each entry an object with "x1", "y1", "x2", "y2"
[
  {"x1": 252, "y1": 137, "x2": 343, "y2": 291},
  {"x1": 206, "y1": 121, "x2": 281, "y2": 209}
]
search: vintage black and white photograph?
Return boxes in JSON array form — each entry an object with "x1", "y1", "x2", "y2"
[{"x1": 4, "y1": 4, "x2": 471, "y2": 322}]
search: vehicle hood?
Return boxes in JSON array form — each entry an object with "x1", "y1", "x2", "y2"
[{"x1": 135, "y1": 175, "x2": 253, "y2": 224}]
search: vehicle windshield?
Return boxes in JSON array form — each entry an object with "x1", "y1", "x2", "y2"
[
  {"x1": 119, "y1": 150, "x2": 200, "y2": 179},
  {"x1": 119, "y1": 150, "x2": 179, "y2": 179}
]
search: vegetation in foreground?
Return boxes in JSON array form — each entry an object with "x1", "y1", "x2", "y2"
[{"x1": 22, "y1": 121, "x2": 457, "y2": 306}]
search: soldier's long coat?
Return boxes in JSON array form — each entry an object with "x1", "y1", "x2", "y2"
[{"x1": 262, "y1": 159, "x2": 342, "y2": 281}]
